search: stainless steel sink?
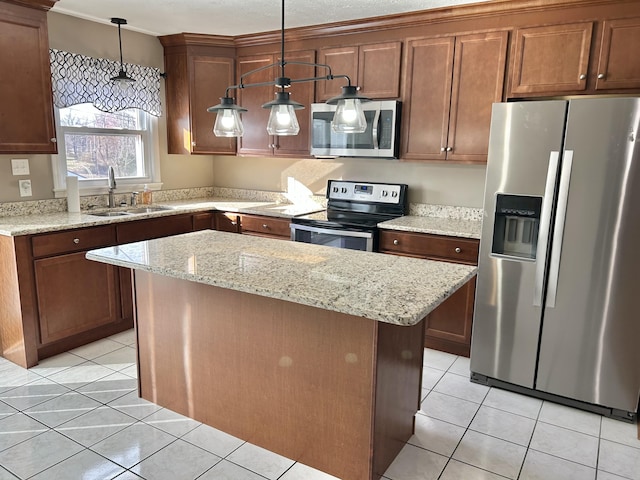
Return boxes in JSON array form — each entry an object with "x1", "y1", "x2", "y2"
[
  {"x1": 125, "y1": 206, "x2": 172, "y2": 214},
  {"x1": 89, "y1": 211, "x2": 132, "y2": 217}
]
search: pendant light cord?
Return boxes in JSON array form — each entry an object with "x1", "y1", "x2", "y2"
[
  {"x1": 280, "y1": 0, "x2": 286, "y2": 91},
  {"x1": 118, "y1": 23, "x2": 125, "y2": 70}
]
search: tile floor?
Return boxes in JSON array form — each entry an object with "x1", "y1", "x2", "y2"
[{"x1": 0, "y1": 330, "x2": 639, "y2": 479}]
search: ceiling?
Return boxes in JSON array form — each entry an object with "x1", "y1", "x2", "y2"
[{"x1": 51, "y1": 0, "x2": 492, "y2": 37}]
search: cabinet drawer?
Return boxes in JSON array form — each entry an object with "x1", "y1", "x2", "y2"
[
  {"x1": 379, "y1": 230, "x2": 479, "y2": 265},
  {"x1": 117, "y1": 214, "x2": 194, "y2": 244},
  {"x1": 241, "y1": 215, "x2": 290, "y2": 239},
  {"x1": 193, "y1": 212, "x2": 214, "y2": 231},
  {"x1": 32, "y1": 225, "x2": 116, "y2": 258},
  {"x1": 214, "y1": 212, "x2": 240, "y2": 233}
]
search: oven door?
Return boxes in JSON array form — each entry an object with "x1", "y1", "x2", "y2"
[{"x1": 290, "y1": 223, "x2": 374, "y2": 252}]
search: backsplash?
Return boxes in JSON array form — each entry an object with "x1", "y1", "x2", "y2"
[{"x1": 409, "y1": 203, "x2": 482, "y2": 221}]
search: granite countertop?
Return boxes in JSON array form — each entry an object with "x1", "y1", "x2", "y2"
[
  {"x1": 378, "y1": 215, "x2": 482, "y2": 239},
  {"x1": 0, "y1": 197, "x2": 325, "y2": 237},
  {"x1": 86, "y1": 230, "x2": 476, "y2": 326}
]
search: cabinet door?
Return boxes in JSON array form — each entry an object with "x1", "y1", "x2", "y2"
[
  {"x1": 425, "y1": 276, "x2": 476, "y2": 357},
  {"x1": 214, "y1": 212, "x2": 240, "y2": 232},
  {"x1": 190, "y1": 56, "x2": 236, "y2": 154},
  {"x1": 116, "y1": 214, "x2": 194, "y2": 244},
  {"x1": 358, "y1": 41, "x2": 402, "y2": 99},
  {"x1": 316, "y1": 46, "x2": 358, "y2": 101},
  {"x1": 447, "y1": 31, "x2": 508, "y2": 163},
  {"x1": 193, "y1": 212, "x2": 214, "y2": 231},
  {"x1": 0, "y1": 2, "x2": 56, "y2": 154},
  {"x1": 34, "y1": 252, "x2": 119, "y2": 345},
  {"x1": 237, "y1": 54, "x2": 275, "y2": 156},
  {"x1": 595, "y1": 17, "x2": 640, "y2": 90},
  {"x1": 509, "y1": 22, "x2": 593, "y2": 95},
  {"x1": 274, "y1": 50, "x2": 316, "y2": 157},
  {"x1": 401, "y1": 37, "x2": 454, "y2": 161}
]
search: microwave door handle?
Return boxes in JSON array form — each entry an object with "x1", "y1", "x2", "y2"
[{"x1": 372, "y1": 109, "x2": 381, "y2": 149}]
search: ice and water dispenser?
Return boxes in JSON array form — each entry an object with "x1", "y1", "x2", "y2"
[{"x1": 491, "y1": 194, "x2": 542, "y2": 260}]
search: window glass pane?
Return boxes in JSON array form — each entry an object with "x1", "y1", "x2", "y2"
[
  {"x1": 64, "y1": 133, "x2": 143, "y2": 179},
  {"x1": 59, "y1": 104, "x2": 141, "y2": 129}
]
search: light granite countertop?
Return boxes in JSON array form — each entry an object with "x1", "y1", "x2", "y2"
[
  {"x1": 0, "y1": 197, "x2": 325, "y2": 237},
  {"x1": 378, "y1": 215, "x2": 482, "y2": 239},
  {"x1": 86, "y1": 230, "x2": 476, "y2": 326}
]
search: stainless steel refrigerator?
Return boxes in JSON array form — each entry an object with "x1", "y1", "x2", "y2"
[{"x1": 470, "y1": 97, "x2": 640, "y2": 421}]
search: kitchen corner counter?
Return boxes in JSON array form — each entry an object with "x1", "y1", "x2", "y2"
[
  {"x1": 0, "y1": 197, "x2": 324, "y2": 237},
  {"x1": 378, "y1": 215, "x2": 482, "y2": 239},
  {"x1": 86, "y1": 229, "x2": 476, "y2": 326}
]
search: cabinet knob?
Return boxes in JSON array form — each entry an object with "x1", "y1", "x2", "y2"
[
  {"x1": 262, "y1": 224, "x2": 269, "y2": 229},
  {"x1": 440, "y1": 147, "x2": 446, "y2": 152},
  {"x1": 192, "y1": 141, "x2": 196, "y2": 146},
  {"x1": 597, "y1": 73, "x2": 605, "y2": 79},
  {"x1": 231, "y1": 221, "x2": 237, "y2": 226},
  {"x1": 455, "y1": 247, "x2": 461, "y2": 253},
  {"x1": 50, "y1": 138, "x2": 57, "y2": 143},
  {"x1": 73, "y1": 238, "x2": 80, "y2": 244},
  {"x1": 446, "y1": 147, "x2": 453, "y2": 152},
  {"x1": 579, "y1": 74, "x2": 586, "y2": 80},
  {"x1": 393, "y1": 239, "x2": 399, "y2": 245}
]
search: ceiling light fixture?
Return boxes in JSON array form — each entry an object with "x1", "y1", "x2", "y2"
[
  {"x1": 208, "y1": 0, "x2": 370, "y2": 137},
  {"x1": 110, "y1": 17, "x2": 136, "y2": 85}
]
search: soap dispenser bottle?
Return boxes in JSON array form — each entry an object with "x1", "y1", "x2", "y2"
[{"x1": 141, "y1": 184, "x2": 152, "y2": 205}]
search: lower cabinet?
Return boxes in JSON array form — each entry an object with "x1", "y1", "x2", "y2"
[
  {"x1": 379, "y1": 229, "x2": 479, "y2": 356},
  {"x1": 214, "y1": 212, "x2": 290, "y2": 240}
]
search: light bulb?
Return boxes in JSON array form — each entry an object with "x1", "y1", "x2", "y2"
[
  {"x1": 331, "y1": 98, "x2": 367, "y2": 133},
  {"x1": 214, "y1": 109, "x2": 244, "y2": 137},
  {"x1": 266, "y1": 104, "x2": 299, "y2": 136}
]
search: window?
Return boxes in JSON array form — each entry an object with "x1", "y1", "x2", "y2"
[{"x1": 52, "y1": 103, "x2": 160, "y2": 196}]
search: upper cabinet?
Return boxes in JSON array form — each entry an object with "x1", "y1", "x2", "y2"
[
  {"x1": 508, "y1": 17, "x2": 640, "y2": 97},
  {"x1": 160, "y1": 34, "x2": 236, "y2": 155},
  {"x1": 595, "y1": 17, "x2": 640, "y2": 90},
  {"x1": 237, "y1": 50, "x2": 315, "y2": 157},
  {"x1": 0, "y1": 1, "x2": 57, "y2": 154},
  {"x1": 316, "y1": 41, "x2": 402, "y2": 101},
  {"x1": 402, "y1": 31, "x2": 508, "y2": 163},
  {"x1": 508, "y1": 22, "x2": 593, "y2": 95}
]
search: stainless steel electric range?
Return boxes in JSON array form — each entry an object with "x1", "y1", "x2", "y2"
[{"x1": 290, "y1": 180, "x2": 408, "y2": 252}]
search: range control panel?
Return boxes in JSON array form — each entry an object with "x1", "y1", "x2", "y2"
[{"x1": 327, "y1": 180, "x2": 404, "y2": 204}]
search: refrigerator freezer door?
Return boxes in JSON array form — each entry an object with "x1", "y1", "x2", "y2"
[
  {"x1": 471, "y1": 100, "x2": 568, "y2": 388},
  {"x1": 536, "y1": 97, "x2": 640, "y2": 416}
]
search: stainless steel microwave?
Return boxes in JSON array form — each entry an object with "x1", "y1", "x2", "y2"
[{"x1": 310, "y1": 100, "x2": 401, "y2": 158}]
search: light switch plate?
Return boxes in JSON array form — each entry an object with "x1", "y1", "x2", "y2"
[
  {"x1": 11, "y1": 158, "x2": 30, "y2": 176},
  {"x1": 19, "y1": 179, "x2": 32, "y2": 197}
]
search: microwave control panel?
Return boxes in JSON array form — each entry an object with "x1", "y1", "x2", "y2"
[{"x1": 328, "y1": 181, "x2": 403, "y2": 204}]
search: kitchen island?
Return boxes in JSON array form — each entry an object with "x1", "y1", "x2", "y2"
[{"x1": 87, "y1": 230, "x2": 476, "y2": 480}]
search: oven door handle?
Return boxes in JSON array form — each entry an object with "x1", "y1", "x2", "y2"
[{"x1": 290, "y1": 223, "x2": 374, "y2": 238}]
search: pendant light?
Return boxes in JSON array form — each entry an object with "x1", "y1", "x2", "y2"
[
  {"x1": 208, "y1": 0, "x2": 371, "y2": 138},
  {"x1": 110, "y1": 18, "x2": 135, "y2": 86}
]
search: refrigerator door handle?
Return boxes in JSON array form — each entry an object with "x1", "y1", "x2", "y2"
[
  {"x1": 533, "y1": 151, "x2": 560, "y2": 307},
  {"x1": 546, "y1": 150, "x2": 574, "y2": 308}
]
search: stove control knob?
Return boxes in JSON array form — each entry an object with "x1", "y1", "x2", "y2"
[
  {"x1": 332, "y1": 187, "x2": 339, "y2": 193},
  {"x1": 381, "y1": 190, "x2": 389, "y2": 197},
  {"x1": 341, "y1": 187, "x2": 347, "y2": 193},
  {"x1": 391, "y1": 191, "x2": 398, "y2": 198}
]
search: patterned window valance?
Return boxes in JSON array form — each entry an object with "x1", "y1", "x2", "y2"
[{"x1": 49, "y1": 49, "x2": 162, "y2": 117}]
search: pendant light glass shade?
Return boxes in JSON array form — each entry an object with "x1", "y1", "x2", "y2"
[
  {"x1": 207, "y1": 97, "x2": 247, "y2": 137},
  {"x1": 326, "y1": 85, "x2": 370, "y2": 133},
  {"x1": 263, "y1": 91, "x2": 303, "y2": 136}
]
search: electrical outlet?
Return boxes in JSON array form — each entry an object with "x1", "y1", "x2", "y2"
[
  {"x1": 11, "y1": 158, "x2": 30, "y2": 176},
  {"x1": 19, "y1": 179, "x2": 32, "y2": 197}
]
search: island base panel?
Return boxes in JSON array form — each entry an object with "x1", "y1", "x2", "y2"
[{"x1": 134, "y1": 271, "x2": 424, "y2": 480}]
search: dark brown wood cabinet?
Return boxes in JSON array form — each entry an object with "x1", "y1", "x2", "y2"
[
  {"x1": 240, "y1": 214, "x2": 290, "y2": 239},
  {"x1": 237, "y1": 50, "x2": 315, "y2": 157},
  {"x1": 0, "y1": 1, "x2": 57, "y2": 154},
  {"x1": 379, "y1": 229, "x2": 479, "y2": 356},
  {"x1": 316, "y1": 41, "x2": 402, "y2": 101},
  {"x1": 193, "y1": 212, "x2": 214, "y2": 230},
  {"x1": 160, "y1": 34, "x2": 236, "y2": 155},
  {"x1": 402, "y1": 31, "x2": 508, "y2": 163},
  {"x1": 214, "y1": 211, "x2": 240, "y2": 232},
  {"x1": 116, "y1": 213, "x2": 194, "y2": 244}
]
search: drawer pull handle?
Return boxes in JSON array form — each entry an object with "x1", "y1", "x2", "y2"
[
  {"x1": 262, "y1": 224, "x2": 269, "y2": 229},
  {"x1": 231, "y1": 221, "x2": 237, "y2": 226},
  {"x1": 393, "y1": 239, "x2": 399, "y2": 245},
  {"x1": 455, "y1": 247, "x2": 461, "y2": 253},
  {"x1": 73, "y1": 238, "x2": 80, "y2": 244}
]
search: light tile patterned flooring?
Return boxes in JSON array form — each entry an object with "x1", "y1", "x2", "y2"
[{"x1": 0, "y1": 330, "x2": 638, "y2": 479}]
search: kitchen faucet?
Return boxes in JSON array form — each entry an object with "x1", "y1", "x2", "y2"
[{"x1": 107, "y1": 166, "x2": 116, "y2": 208}]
